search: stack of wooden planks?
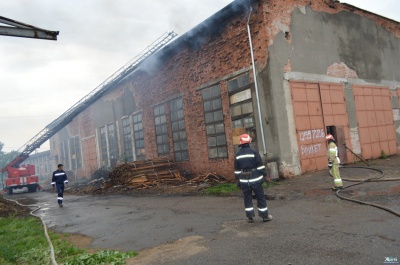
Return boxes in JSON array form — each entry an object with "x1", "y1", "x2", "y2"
[
  {"x1": 186, "y1": 173, "x2": 227, "y2": 184},
  {"x1": 66, "y1": 157, "x2": 229, "y2": 195},
  {"x1": 106, "y1": 157, "x2": 184, "y2": 190}
]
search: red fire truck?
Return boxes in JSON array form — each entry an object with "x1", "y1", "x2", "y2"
[
  {"x1": 3, "y1": 164, "x2": 39, "y2": 195},
  {"x1": 1, "y1": 153, "x2": 41, "y2": 195}
]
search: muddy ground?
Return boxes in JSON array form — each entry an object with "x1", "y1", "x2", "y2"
[{"x1": 2, "y1": 155, "x2": 400, "y2": 264}]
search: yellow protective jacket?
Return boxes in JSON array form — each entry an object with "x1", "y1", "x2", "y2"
[{"x1": 327, "y1": 141, "x2": 340, "y2": 164}]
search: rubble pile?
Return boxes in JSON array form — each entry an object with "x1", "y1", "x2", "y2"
[{"x1": 67, "y1": 157, "x2": 228, "y2": 195}]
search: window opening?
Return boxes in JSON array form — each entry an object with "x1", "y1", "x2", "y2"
[
  {"x1": 100, "y1": 126, "x2": 108, "y2": 166},
  {"x1": 170, "y1": 98, "x2": 189, "y2": 161},
  {"x1": 228, "y1": 73, "x2": 257, "y2": 150},
  {"x1": 154, "y1": 105, "x2": 170, "y2": 157},
  {"x1": 133, "y1": 113, "x2": 146, "y2": 160},
  {"x1": 202, "y1": 85, "x2": 228, "y2": 159},
  {"x1": 122, "y1": 117, "x2": 133, "y2": 162}
]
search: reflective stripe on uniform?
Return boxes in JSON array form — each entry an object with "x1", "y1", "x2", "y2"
[
  {"x1": 54, "y1": 173, "x2": 65, "y2": 176},
  {"x1": 257, "y1": 165, "x2": 265, "y2": 170},
  {"x1": 258, "y1": 207, "x2": 268, "y2": 212},
  {"x1": 329, "y1": 147, "x2": 338, "y2": 157},
  {"x1": 57, "y1": 197, "x2": 63, "y2": 200},
  {"x1": 334, "y1": 179, "x2": 342, "y2": 183},
  {"x1": 51, "y1": 182, "x2": 55, "y2": 185},
  {"x1": 239, "y1": 175, "x2": 264, "y2": 183},
  {"x1": 236, "y1": 154, "x2": 255, "y2": 160},
  {"x1": 64, "y1": 180, "x2": 68, "y2": 183},
  {"x1": 234, "y1": 171, "x2": 242, "y2": 174},
  {"x1": 245, "y1": 207, "x2": 254, "y2": 211}
]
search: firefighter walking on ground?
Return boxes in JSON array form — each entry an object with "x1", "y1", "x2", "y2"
[
  {"x1": 326, "y1": 134, "x2": 343, "y2": 190},
  {"x1": 234, "y1": 134, "x2": 272, "y2": 223},
  {"x1": 51, "y1": 164, "x2": 68, "y2": 207}
]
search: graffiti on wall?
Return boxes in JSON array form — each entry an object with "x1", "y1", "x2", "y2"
[
  {"x1": 299, "y1": 129, "x2": 325, "y2": 141},
  {"x1": 298, "y1": 129, "x2": 325, "y2": 155},
  {"x1": 301, "y1": 144, "x2": 322, "y2": 155}
]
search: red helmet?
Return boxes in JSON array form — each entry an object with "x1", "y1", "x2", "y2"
[
  {"x1": 326, "y1": 134, "x2": 335, "y2": 141},
  {"x1": 239, "y1": 134, "x2": 252, "y2": 145}
]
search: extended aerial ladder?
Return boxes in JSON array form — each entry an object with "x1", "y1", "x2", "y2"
[{"x1": 1, "y1": 31, "x2": 177, "y2": 176}]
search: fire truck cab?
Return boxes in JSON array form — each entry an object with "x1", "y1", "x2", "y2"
[{"x1": 5, "y1": 164, "x2": 39, "y2": 195}]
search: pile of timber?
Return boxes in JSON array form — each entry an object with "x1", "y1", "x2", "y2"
[
  {"x1": 186, "y1": 173, "x2": 227, "y2": 184},
  {"x1": 103, "y1": 157, "x2": 184, "y2": 191},
  {"x1": 67, "y1": 157, "x2": 228, "y2": 195}
]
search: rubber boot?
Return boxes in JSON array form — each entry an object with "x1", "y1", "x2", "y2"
[{"x1": 263, "y1": 215, "x2": 273, "y2": 222}]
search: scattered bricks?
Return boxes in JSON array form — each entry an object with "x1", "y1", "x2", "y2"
[{"x1": 327, "y1": 62, "x2": 358, "y2": 78}]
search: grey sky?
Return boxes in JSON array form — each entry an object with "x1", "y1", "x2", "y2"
[{"x1": 0, "y1": 0, "x2": 399, "y2": 153}]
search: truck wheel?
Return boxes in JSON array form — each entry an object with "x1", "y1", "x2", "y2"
[
  {"x1": 28, "y1": 185, "x2": 38, "y2": 193},
  {"x1": 8, "y1": 187, "x2": 13, "y2": 195}
]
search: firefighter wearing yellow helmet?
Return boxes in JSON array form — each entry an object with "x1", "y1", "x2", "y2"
[
  {"x1": 234, "y1": 133, "x2": 272, "y2": 223},
  {"x1": 326, "y1": 134, "x2": 343, "y2": 190}
]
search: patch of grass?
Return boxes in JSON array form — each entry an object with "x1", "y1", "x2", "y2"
[
  {"x1": 381, "y1": 150, "x2": 387, "y2": 159},
  {"x1": 63, "y1": 250, "x2": 138, "y2": 265},
  {"x1": 263, "y1": 181, "x2": 283, "y2": 188},
  {"x1": 205, "y1": 181, "x2": 284, "y2": 196},
  {"x1": 205, "y1": 183, "x2": 239, "y2": 195},
  {"x1": 0, "y1": 216, "x2": 137, "y2": 265},
  {"x1": 0, "y1": 216, "x2": 50, "y2": 264}
]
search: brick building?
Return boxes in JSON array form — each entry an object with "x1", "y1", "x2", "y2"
[{"x1": 49, "y1": 0, "x2": 400, "y2": 180}]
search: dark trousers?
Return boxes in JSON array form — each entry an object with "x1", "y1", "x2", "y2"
[
  {"x1": 56, "y1": 184, "x2": 65, "y2": 205},
  {"x1": 240, "y1": 181, "x2": 268, "y2": 218}
]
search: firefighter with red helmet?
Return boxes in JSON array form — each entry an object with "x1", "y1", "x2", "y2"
[
  {"x1": 326, "y1": 134, "x2": 343, "y2": 190},
  {"x1": 234, "y1": 134, "x2": 272, "y2": 223}
]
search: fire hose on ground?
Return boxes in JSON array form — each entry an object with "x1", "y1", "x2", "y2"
[
  {"x1": 330, "y1": 165, "x2": 400, "y2": 217},
  {"x1": 3, "y1": 197, "x2": 58, "y2": 265}
]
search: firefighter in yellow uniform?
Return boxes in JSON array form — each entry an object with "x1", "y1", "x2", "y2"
[{"x1": 326, "y1": 134, "x2": 343, "y2": 190}]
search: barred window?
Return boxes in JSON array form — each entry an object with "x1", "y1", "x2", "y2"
[
  {"x1": 202, "y1": 85, "x2": 227, "y2": 159},
  {"x1": 170, "y1": 98, "x2": 188, "y2": 161},
  {"x1": 227, "y1": 73, "x2": 250, "y2": 93},
  {"x1": 122, "y1": 117, "x2": 133, "y2": 162},
  {"x1": 60, "y1": 140, "x2": 70, "y2": 170},
  {"x1": 100, "y1": 126, "x2": 108, "y2": 165},
  {"x1": 133, "y1": 113, "x2": 146, "y2": 160},
  {"x1": 107, "y1": 124, "x2": 117, "y2": 165},
  {"x1": 70, "y1": 138, "x2": 77, "y2": 170},
  {"x1": 154, "y1": 104, "x2": 170, "y2": 157},
  {"x1": 228, "y1": 73, "x2": 257, "y2": 146},
  {"x1": 69, "y1": 136, "x2": 82, "y2": 170},
  {"x1": 74, "y1": 137, "x2": 82, "y2": 169}
]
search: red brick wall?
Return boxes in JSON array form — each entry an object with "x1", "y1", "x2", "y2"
[{"x1": 128, "y1": 2, "x2": 267, "y2": 178}]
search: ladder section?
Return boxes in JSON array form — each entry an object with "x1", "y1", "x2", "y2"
[
  {"x1": 1, "y1": 31, "x2": 178, "y2": 170},
  {"x1": 47, "y1": 31, "x2": 178, "y2": 131}
]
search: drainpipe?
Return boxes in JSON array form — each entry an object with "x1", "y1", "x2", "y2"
[{"x1": 247, "y1": 6, "x2": 267, "y2": 155}]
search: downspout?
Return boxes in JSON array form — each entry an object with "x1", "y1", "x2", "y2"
[{"x1": 247, "y1": 6, "x2": 267, "y2": 155}]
